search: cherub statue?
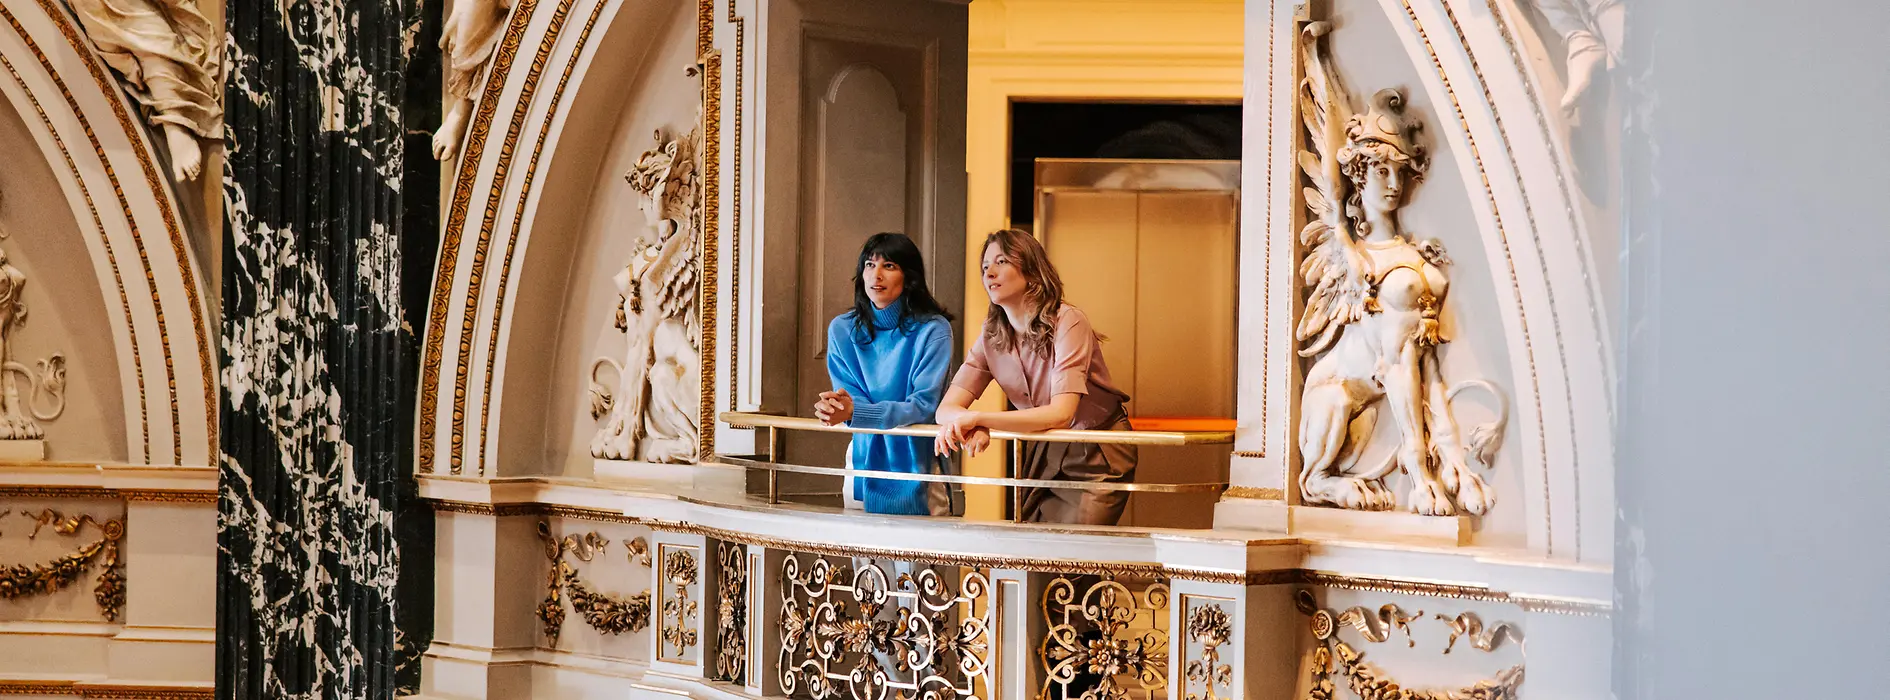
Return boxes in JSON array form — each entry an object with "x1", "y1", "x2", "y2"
[
  {"x1": 433, "y1": 0, "x2": 516, "y2": 161},
  {"x1": 67, "y1": 0, "x2": 222, "y2": 181},
  {"x1": 589, "y1": 128, "x2": 701, "y2": 463},
  {"x1": 1524, "y1": 0, "x2": 1624, "y2": 121},
  {"x1": 1293, "y1": 23, "x2": 1508, "y2": 516}
]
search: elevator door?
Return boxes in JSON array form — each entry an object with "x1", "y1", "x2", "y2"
[{"x1": 1037, "y1": 159, "x2": 1238, "y2": 528}]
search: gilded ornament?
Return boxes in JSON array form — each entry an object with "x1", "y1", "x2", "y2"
[
  {"x1": 1434, "y1": 612, "x2": 1523, "y2": 654},
  {"x1": 661, "y1": 548, "x2": 701, "y2": 658},
  {"x1": 1298, "y1": 591, "x2": 1526, "y2": 700},
  {"x1": 533, "y1": 522, "x2": 652, "y2": 644},
  {"x1": 1310, "y1": 609, "x2": 1335, "y2": 641},
  {"x1": 1338, "y1": 604, "x2": 1425, "y2": 647},
  {"x1": 778, "y1": 554, "x2": 990, "y2": 700},
  {"x1": 0, "y1": 512, "x2": 124, "y2": 621},
  {"x1": 628, "y1": 536, "x2": 652, "y2": 567},
  {"x1": 714, "y1": 542, "x2": 748, "y2": 683},
  {"x1": 1041, "y1": 575, "x2": 1170, "y2": 700},
  {"x1": 1184, "y1": 603, "x2": 1234, "y2": 700}
]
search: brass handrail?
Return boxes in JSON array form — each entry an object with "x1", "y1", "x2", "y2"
[
  {"x1": 714, "y1": 455, "x2": 1227, "y2": 494},
  {"x1": 719, "y1": 411, "x2": 1234, "y2": 446},
  {"x1": 718, "y1": 411, "x2": 1232, "y2": 522}
]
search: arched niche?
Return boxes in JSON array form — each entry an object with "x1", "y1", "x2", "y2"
[
  {"x1": 0, "y1": 1, "x2": 216, "y2": 467},
  {"x1": 422, "y1": 0, "x2": 719, "y2": 478},
  {"x1": 1236, "y1": 0, "x2": 1615, "y2": 562}
]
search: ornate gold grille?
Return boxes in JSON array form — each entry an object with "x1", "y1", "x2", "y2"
[
  {"x1": 777, "y1": 554, "x2": 991, "y2": 700},
  {"x1": 1040, "y1": 575, "x2": 1171, "y2": 700}
]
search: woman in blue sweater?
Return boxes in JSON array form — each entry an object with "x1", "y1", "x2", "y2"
[{"x1": 814, "y1": 233, "x2": 955, "y2": 515}]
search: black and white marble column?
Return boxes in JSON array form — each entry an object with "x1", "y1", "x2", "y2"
[{"x1": 217, "y1": 2, "x2": 439, "y2": 698}]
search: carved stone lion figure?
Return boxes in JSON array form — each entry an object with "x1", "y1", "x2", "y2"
[
  {"x1": 67, "y1": 0, "x2": 222, "y2": 181},
  {"x1": 1294, "y1": 23, "x2": 1508, "y2": 516},
  {"x1": 589, "y1": 128, "x2": 702, "y2": 463},
  {"x1": 432, "y1": 0, "x2": 516, "y2": 161}
]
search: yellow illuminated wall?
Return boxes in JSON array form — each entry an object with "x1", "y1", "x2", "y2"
[{"x1": 961, "y1": 0, "x2": 1243, "y2": 519}]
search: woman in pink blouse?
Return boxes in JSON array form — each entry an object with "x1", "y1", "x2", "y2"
[{"x1": 933, "y1": 228, "x2": 1135, "y2": 525}]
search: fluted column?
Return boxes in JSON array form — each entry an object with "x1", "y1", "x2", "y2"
[{"x1": 216, "y1": 1, "x2": 440, "y2": 697}]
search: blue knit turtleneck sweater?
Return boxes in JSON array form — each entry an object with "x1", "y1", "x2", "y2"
[{"x1": 824, "y1": 300, "x2": 953, "y2": 515}]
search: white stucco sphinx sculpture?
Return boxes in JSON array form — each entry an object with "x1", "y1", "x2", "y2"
[
  {"x1": 0, "y1": 242, "x2": 68, "y2": 446},
  {"x1": 67, "y1": 0, "x2": 222, "y2": 181},
  {"x1": 588, "y1": 127, "x2": 702, "y2": 463},
  {"x1": 1293, "y1": 22, "x2": 1508, "y2": 516},
  {"x1": 432, "y1": 0, "x2": 515, "y2": 161},
  {"x1": 1524, "y1": 0, "x2": 1624, "y2": 121}
]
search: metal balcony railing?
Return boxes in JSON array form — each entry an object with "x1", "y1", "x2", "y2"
[{"x1": 717, "y1": 412, "x2": 1233, "y2": 523}]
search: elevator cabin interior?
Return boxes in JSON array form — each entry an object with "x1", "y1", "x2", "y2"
[{"x1": 787, "y1": 100, "x2": 1241, "y2": 528}]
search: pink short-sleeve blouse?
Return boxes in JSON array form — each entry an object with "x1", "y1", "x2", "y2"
[{"x1": 950, "y1": 305, "x2": 1130, "y2": 430}]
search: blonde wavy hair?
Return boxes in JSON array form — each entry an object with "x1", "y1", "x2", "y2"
[{"x1": 979, "y1": 228, "x2": 1065, "y2": 356}]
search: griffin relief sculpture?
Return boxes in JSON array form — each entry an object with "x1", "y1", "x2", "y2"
[
  {"x1": 0, "y1": 244, "x2": 67, "y2": 443},
  {"x1": 589, "y1": 122, "x2": 703, "y2": 463},
  {"x1": 1293, "y1": 22, "x2": 1508, "y2": 516}
]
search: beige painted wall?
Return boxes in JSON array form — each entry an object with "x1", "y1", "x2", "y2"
[
  {"x1": 505, "y1": 0, "x2": 703, "y2": 478},
  {"x1": 961, "y1": 0, "x2": 1244, "y2": 519},
  {"x1": 0, "y1": 98, "x2": 129, "y2": 463}
]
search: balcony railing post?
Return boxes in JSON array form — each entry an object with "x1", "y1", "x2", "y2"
[
  {"x1": 1008, "y1": 439, "x2": 1025, "y2": 523},
  {"x1": 749, "y1": 544, "x2": 790, "y2": 697},
  {"x1": 762, "y1": 425, "x2": 781, "y2": 504},
  {"x1": 989, "y1": 568, "x2": 1039, "y2": 700}
]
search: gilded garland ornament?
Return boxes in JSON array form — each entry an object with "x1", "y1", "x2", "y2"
[
  {"x1": 715, "y1": 542, "x2": 749, "y2": 683},
  {"x1": 533, "y1": 522, "x2": 652, "y2": 644},
  {"x1": 628, "y1": 536, "x2": 652, "y2": 567},
  {"x1": 1184, "y1": 604, "x2": 1234, "y2": 700},
  {"x1": 1434, "y1": 613, "x2": 1522, "y2": 655},
  {"x1": 1041, "y1": 575, "x2": 1171, "y2": 700},
  {"x1": 1339, "y1": 604, "x2": 1424, "y2": 647},
  {"x1": 0, "y1": 512, "x2": 124, "y2": 621},
  {"x1": 662, "y1": 548, "x2": 701, "y2": 657},
  {"x1": 1298, "y1": 590, "x2": 1525, "y2": 700}
]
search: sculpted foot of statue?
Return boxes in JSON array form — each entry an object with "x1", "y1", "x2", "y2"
[
  {"x1": 1440, "y1": 452, "x2": 1496, "y2": 515},
  {"x1": 1407, "y1": 470, "x2": 1457, "y2": 516},
  {"x1": 1302, "y1": 471, "x2": 1396, "y2": 511},
  {"x1": 163, "y1": 124, "x2": 203, "y2": 182},
  {"x1": 1559, "y1": 30, "x2": 1608, "y2": 118},
  {"x1": 433, "y1": 99, "x2": 473, "y2": 162}
]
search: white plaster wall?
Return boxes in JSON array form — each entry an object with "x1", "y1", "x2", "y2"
[{"x1": 0, "y1": 99, "x2": 128, "y2": 463}]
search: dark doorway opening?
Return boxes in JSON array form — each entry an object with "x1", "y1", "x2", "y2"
[{"x1": 1007, "y1": 101, "x2": 1241, "y2": 231}]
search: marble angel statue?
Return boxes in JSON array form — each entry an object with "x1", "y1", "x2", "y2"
[
  {"x1": 589, "y1": 128, "x2": 702, "y2": 463},
  {"x1": 67, "y1": 0, "x2": 222, "y2": 181},
  {"x1": 1293, "y1": 23, "x2": 1508, "y2": 516},
  {"x1": 433, "y1": 0, "x2": 515, "y2": 161},
  {"x1": 1524, "y1": 0, "x2": 1623, "y2": 120}
]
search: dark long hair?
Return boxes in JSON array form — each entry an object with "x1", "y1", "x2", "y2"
[
  {"x1": 849, "y1": 232, "x2": 954, "y2": 342},
  {"x1": 979, "y1": 228, "x2": 1065, "y2": 356}
]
